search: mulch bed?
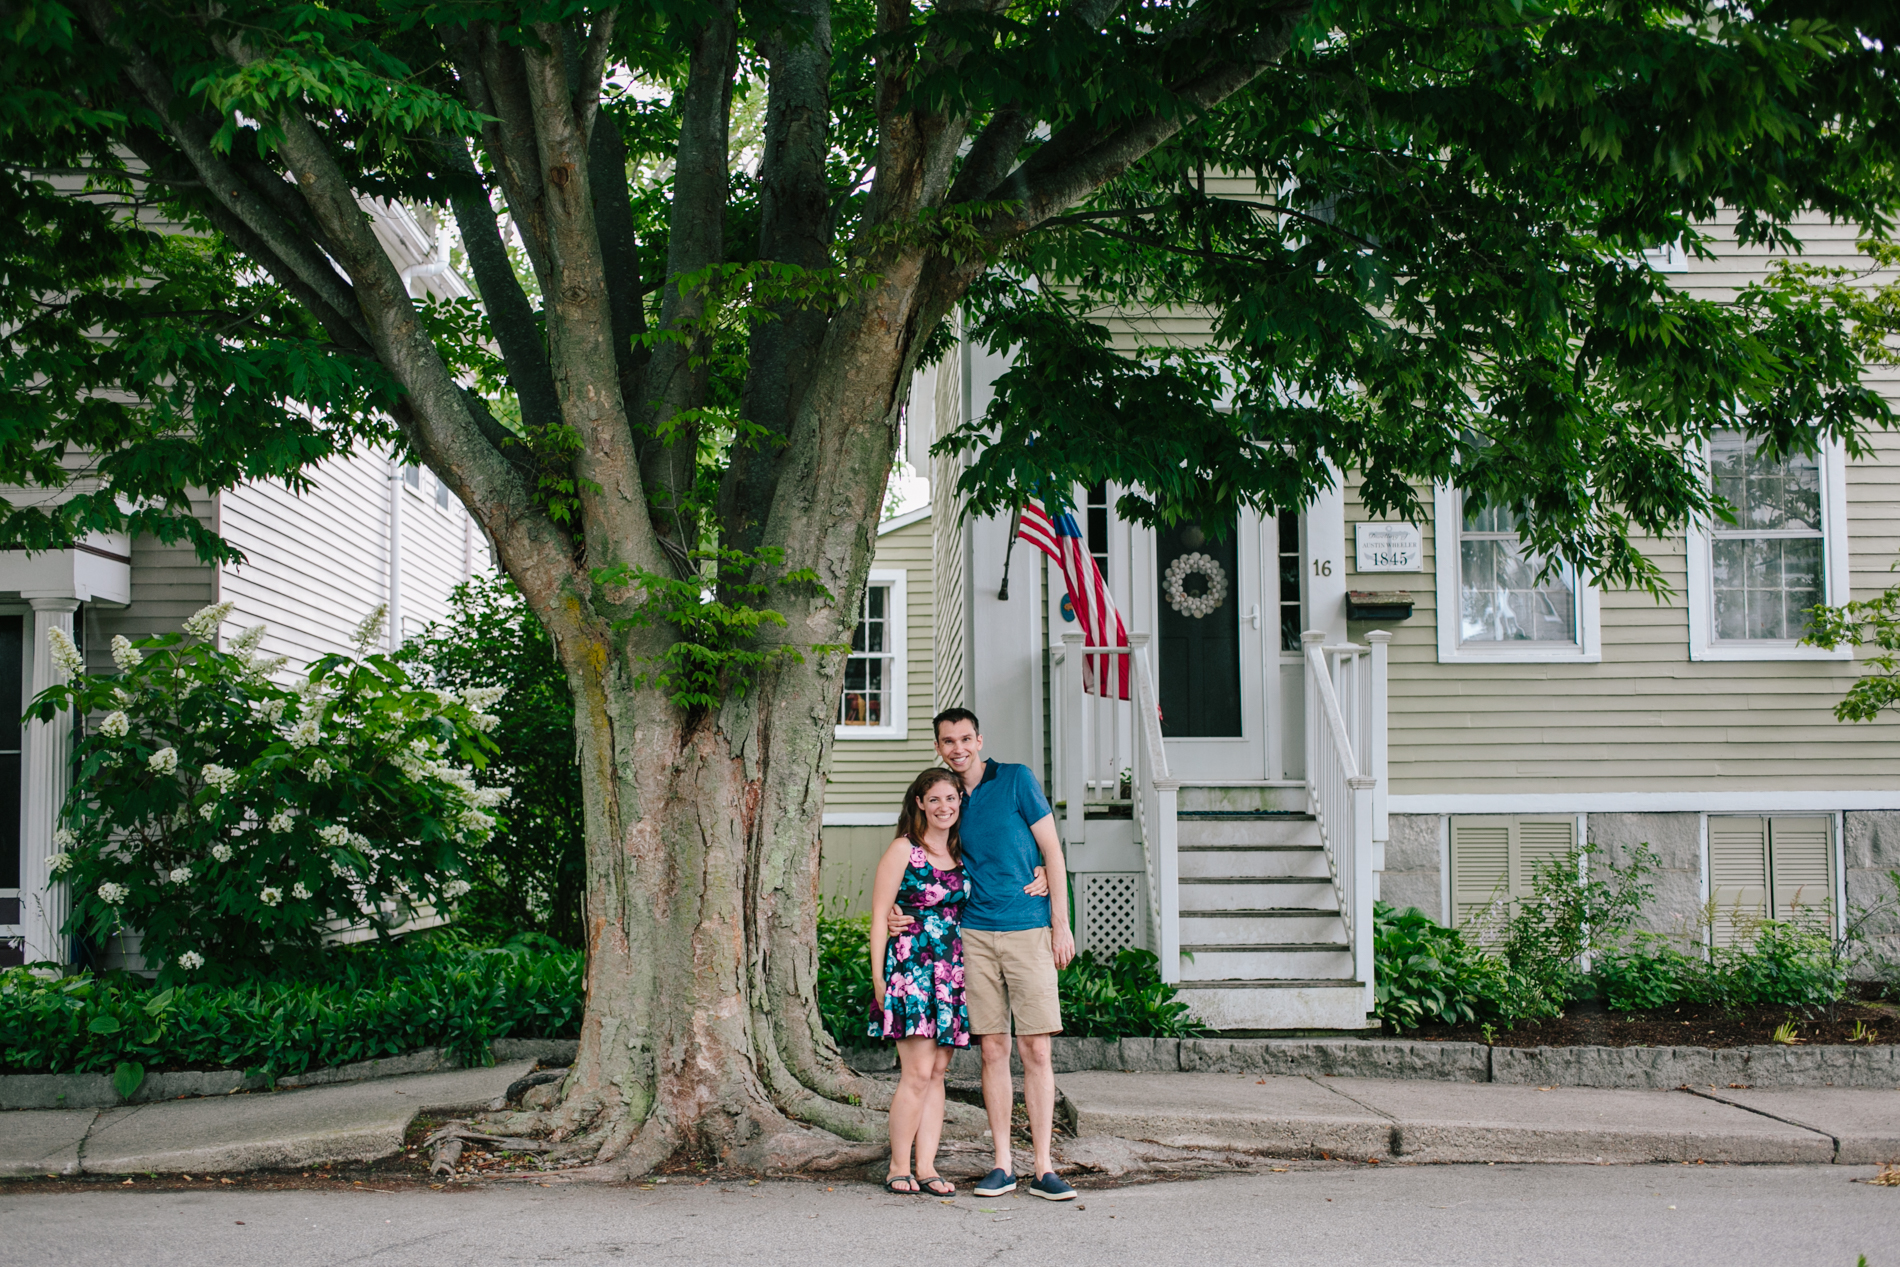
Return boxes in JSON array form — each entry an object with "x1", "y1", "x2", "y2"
[{"x1": 1399, "y1": 987, "x2": 1899, "y2": 1048}]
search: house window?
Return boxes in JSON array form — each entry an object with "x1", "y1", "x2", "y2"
[
  {"x1": 1707, "y1": 816, "x2": 1835, "y2": 945},
  {"x1": 1277, "y1": 510, "x2": 1302, "y2": 652},
  {"x1": 1084, "y1": 482, "x2": 1111, "y2": 581},
  {"x1": 836, "y1": 569, "x2": 907, "y2": 739},
  {"x1": 402, "y1": 463, "x2": 422, "y2": 491},
  {"x1": 1433, "y1": 488, "x2": 1601, "y2": 663},
  {"x1": 1687, "y1": 433, "x2": 1848, "y2": 661},
  {"x1": 1449, "y1": 816, "x2": 1578, "y2": 932},
  {"x1": 434, "y1": 473, "x2": 452, "y2": 510}
]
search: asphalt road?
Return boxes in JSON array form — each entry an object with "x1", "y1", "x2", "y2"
[{"x1": 0, "y1": 1164, "x2": 1892, "y2": 1266}]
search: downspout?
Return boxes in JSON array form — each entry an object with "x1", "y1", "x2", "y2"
[{"x1": 387, "y1": 452, "x2": 404, "y2": 653}]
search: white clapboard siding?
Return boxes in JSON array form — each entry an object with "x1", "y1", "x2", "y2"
[
  {"x1": 89, "y1": 494, "x2": 218, "y2": 653},
  {"x1": 1709, "y1": 816, "x2": 1771, "y2": 946},
  {"x1": 219, "y1": 449, "x2": 482, "y2": 668},
  {"x1": 1450, "y1": 816, "x2": 1577, "y2": 929},
  {"x1": 1768, "y1": 816, "x2": 1834, "y2": 925}
]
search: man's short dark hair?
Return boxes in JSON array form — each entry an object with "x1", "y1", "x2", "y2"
[{"x1": 933, "y1": 707, "x2": 981, "y2": 738}]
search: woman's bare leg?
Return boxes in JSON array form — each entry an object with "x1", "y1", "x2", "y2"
[
  {"x1": 914, "y1": 1045, "x2": 954, "y2": 1184},
  {"x1": 889, "y1": 1036, "x2": 936, "y2": 1181}
]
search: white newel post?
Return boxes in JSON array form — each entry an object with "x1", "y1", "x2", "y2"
[
  {"x1": 1155, "y1": 779, "x2": 1180, "y2": 983},
  {"x1": 1350, "y1": 776, "x2": 1377, "y2": 1012},
  {"x1": 1366, "y1": 630, "x2": 1390, "y2": 851},
  {"x1": 1061, "y1": 632, "x2": 1084, "y2": 843},
  {"x1": 22, "y1": 597, "x2": 79, "y2": 968}
]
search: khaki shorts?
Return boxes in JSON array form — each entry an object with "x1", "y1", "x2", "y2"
[{"x1": 962, "y1": 927, "x2": 1062, "y2": 1036}]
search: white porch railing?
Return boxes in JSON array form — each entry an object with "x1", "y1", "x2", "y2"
[
  {"x1": 1302, "y1": 630, "x2": 1389, "y2": 1010},
  {"x1": 1053, "y1": 632, "x2": 1179, "y2": 980}
]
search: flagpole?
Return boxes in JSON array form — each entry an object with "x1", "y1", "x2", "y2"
[{"x1": 997, "y1": 503, "x2": 1024, "y2": 600}]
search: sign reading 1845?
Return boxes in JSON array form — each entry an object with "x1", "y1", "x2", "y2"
[{"x1": 1354, "y1": 522, "x2": 1423, "y2": 572}]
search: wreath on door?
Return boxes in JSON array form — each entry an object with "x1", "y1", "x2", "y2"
[{"x1": 1163, "y1": 552, "x2": 1228, "y2": 618}]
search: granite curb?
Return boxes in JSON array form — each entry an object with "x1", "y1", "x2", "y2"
[
  {"x1": 0, "y1": 1038, "x2": 578, "y2": 1111},
  {"x1": 843, "y1": 1036, "x2": 1900, "y2": 1089}
]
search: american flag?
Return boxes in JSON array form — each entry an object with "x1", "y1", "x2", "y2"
[{"x1": 1017, "y1": 500, "x2": 1130, "y2": 700}]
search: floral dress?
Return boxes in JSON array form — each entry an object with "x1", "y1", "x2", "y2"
[{"x1": 868, "y1": 843, "x2": 970, "y2": 1048}]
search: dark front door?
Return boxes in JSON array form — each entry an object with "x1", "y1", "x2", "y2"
[{"x1": 1158, "y1": 517, "x2": 1242, "y2": 737}]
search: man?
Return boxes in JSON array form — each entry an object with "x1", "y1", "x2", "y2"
[{"x1": 889, "y1": 707, "x2": 1077, "y2": 1200}]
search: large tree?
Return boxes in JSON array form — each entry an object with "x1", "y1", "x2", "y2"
[{"x1": 3, "y1": 0, "x2": 1899, "y2": 1172}]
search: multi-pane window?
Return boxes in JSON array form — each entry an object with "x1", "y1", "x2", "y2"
[
  {"x1": 1277, "y1": 510, "x2": 1303, "y2": 652},
  {"x1": 838, "y1": 578, "x2": 903, "y2": 735},
  {"x1": 1084, "y1": 482, "x2": 1111, "y2": 582},
  {"x1": 1708, "y1": 433, "x2": 1824, "y2": 642},
  {"x1": 1457, "y1": 500, "x2": 1578, "y2": 646}
]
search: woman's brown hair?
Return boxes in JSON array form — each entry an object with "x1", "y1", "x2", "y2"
[{"x1": 897, "y1": 767, "x2": 963, "y2": 865}]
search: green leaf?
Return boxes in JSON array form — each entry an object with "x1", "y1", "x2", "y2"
[
  {"x1": 87, "y1": 1014, "x2": 121, "y2": 1035},
  {"x1": 112, "y1": 1061, "x2": 145, "y2": 1100}
]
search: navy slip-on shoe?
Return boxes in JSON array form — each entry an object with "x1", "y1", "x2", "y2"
[
  {"x1": 973, "y1": 1168, "x2": 1017, "y2": 1197},
  {"x1": 1029, "y1": 1172, "x2": 1076, "y2": 1201}
]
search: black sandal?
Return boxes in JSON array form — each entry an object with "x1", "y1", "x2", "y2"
[
  {"x1": 920, "y1": 1176, "x2": 954, "y2": 1196},
  {"x1": 885, "y1": 1175, "x2": 920, "y2": 1194}
]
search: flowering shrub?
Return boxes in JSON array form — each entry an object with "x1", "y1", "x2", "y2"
[{"x1": 33, "y1": 603, "x2": 510, "y2": 983}]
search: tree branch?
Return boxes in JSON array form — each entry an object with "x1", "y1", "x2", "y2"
[
  {"x1": 447, "y1": 22, "x2": 556, "y2": 297},
  {"x1": 588, "y1": 109, "x2": 651, "y2": 432},
  {"x1": 575, "y1": 7, "x2": 619, "y2": 140}
]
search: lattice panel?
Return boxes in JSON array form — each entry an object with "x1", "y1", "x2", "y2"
[{"x1": 1079, "y1": 873, "x2": 1145, "y2": 956}]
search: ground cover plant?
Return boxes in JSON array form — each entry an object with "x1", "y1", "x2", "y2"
[
  {"x1": 34, "y1": 603, "x2": 511, "y2": 984},
  {"x1": 0, "y1": 934, "x2": 581, "y2": 1086}
]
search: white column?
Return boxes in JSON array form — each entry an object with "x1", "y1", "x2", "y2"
[
  {"x1": 1305, "y1": 475, "x2": 1349, "y2": 643},
  {"x1": 21, "y1": 598, "x2": 78, "y2": 968}
]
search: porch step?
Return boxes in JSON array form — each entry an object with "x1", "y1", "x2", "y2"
[
  {"x1": 1175, "y1": 982, "x2": 1376, "y2": 1031},
  {"x1": 1182, "y1": 910, "x2": 1343, "y2": 944},
  {"x1": 1180, "y1": 945, "x2": 1355, "y2": 981},
  {"x1": 1177, "y1": 845, "x2": 1329, "y2": 880},
  {"x1": 1178, "y1": 817, "x2": 1320, "y2": 847},
  {"x1": 1179, "y1": 878, "x2": 1336, "y2": 911}
]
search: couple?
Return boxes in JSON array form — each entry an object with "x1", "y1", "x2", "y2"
[{"x1": 866, "y1": 707, "x2": 1077, "y2": 1201}]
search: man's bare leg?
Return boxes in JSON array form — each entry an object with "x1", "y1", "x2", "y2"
[
  {"x1": 979, "y1": 1031, "x2": 1016, "y2": 1174},
  {"x1": 1016, "y1": 1032, "x2": 1055, "y2": 1178}
]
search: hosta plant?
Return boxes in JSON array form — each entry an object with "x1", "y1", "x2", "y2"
[{"x1": 33, "y1": 603, "x2": 510, "y2": 983}]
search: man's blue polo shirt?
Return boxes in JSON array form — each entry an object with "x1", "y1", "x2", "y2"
[{"x1": 958, "y1": 759, "x2": 1054, "y2": 932}]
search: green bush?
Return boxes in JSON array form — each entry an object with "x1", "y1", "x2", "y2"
[
  {"x1": 398, "y1": 576, "x2": 586, "y2": 947},
  {"x1": 818, "y1": 915, "x2": 1203, "y2": 1042},
  {"x1": 1693, "y1": 919, "x2": 1845, "y2": 1012},
  {"x1": 37, "y1": 603, "x2": 509, "y2": 983},
  {"x1": 1497, "y1": 842, "x2": 1660, "y2": 1011},
  {"x1": 1372, "y1": 901, "x2": 1555, "y2": 1029},
  {"x1": 1593, "y1": 933, "x2": 1698, "y2": 1011},
  {"x1": 0, "y1": 935, "x2": 581, "y2": 1079}
]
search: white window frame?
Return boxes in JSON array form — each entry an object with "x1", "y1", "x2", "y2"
[
  {"x1": 835, "y1": 568, "x2": 907, "y2": 740},
  {"x1": 1685, "y1": 436, "x2": 1849, "y2": 662},
  {"x1": 1433, "y1": 486, "x2": 1601, "y2": 664}
]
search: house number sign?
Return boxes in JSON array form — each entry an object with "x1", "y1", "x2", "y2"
[{"x1": 1354, "y1": 522, "x2": 1423, "y2": 572}]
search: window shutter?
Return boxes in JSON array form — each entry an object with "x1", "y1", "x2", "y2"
[
  {"x1": 1768, "y1": 817, "x2": 1833, "y2": 928},
  {"x1": 1451, "y1": 820, "x2": 1510, "y2": 926},
  {"x1": 1515, "y1": 819, "x2": 1576, "y2": 897},
  {"x1": 1708, "y1": 817, "x2": 1769, "y2": 946}
]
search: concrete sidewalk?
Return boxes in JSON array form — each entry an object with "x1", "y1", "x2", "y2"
[
  {"x1": 1, "y1": 1061, "x2": 531, "y2": 1178},
  {"x1": 1057, "y1": 1071, "x2": 1900, "y2": 1165}
]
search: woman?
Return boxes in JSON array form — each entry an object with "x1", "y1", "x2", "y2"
[{"x1": 867, "y1": 768, "x2": 1047, "y2": 1196}]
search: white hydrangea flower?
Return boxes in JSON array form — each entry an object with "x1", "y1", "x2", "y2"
[
  {"x1": 100, "y1": 711, "x2": 130, "y2": 739},
  {"x1": 54, "y1": 827, "x2": 75, "y2": 850},
  {"x1": 288, "y1": 716, "x2": 321, "y2": 749},
  {"x1": 470, "y1": 713, "x2": 500, "y2": 733},
  {"x1": 317, "y1": 823, "x2": 350, "y2": 848},
  {"x1": 291, "y1": 882, "x2": 312, "y2": 900},
  {"x1": 210, "y1": 843, "x2": 233, "y2": 863},
  {"x1": 182, "y1": 601, "x2": 235, "y2": 641},
  {"x1": 258, "y1": 698, "x2": 288, "y2": 725},
  {"x1": 198, "y1": 803, "x2": 217, "y2": 821},
  {"x1": 169, "y1": 865, "x2": 192, "y2": 884},
  {"x1": 97, "y1": 881, "x2": 128, "y2": 905},
  {"x1": 47, "y1": 851, "x2": 72, "y2": 874},
  {"x1": 148, "y1": 747, "x2": 179, "y2": 775},
  {"x1": 200, "y1": 763, "x2": 240, "y2": 794},
  {"x1": 309, "y1": 758, "x2": 335, "y2": 782},
  {"x1": 268, "y1": 810, "x2": 297, "y2": 834},
  {"x1": 111, "y1": 687, "x2": 133, "y2": 707},
  {"x1": 441, "y1": 878, "x2": 472, "y2": 900},
  {"x1": 177, "y1": 950, "x2": 204, "y2": 970},
  {"x1": 230, "y1": 624, "x2": 267, "y2": 655},
  {"x1": 258, "y1": 886, "x2": 283, "y2": 907},
  {"x1": 48, "y1": 627, "x2": 86, "y2": 677},
  {"x1": 351, "y1": 604, "x2": 388, "y2": 655},
  {"x1": 330, "y1": 858, "x2": 352, "y2": 878},
  {"x1": 110, "y1": 634, "x2": 143, "y2": 672},
  {"x1": 461, "y1": 686, "x2": 508, "y2": 712}
]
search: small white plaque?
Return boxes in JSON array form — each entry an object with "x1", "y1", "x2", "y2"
[{"x1": 1355, "y1": 522, "x2": 1422, "y2": 572}]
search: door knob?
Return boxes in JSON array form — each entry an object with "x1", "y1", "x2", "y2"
[{"x1": 1247, "y1": 603, "x2": 1261, "y2": 629}]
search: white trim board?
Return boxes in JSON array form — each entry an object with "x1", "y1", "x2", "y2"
[
  {"x1": 878, "y1": 505, "x2": 931, "y2": 535},
  {"x1": 1390, "y1": 790, "x2": 1900, "y2": 815},
  {"x1": 822, "y1": 812, "x2": 900, "y2": 826},
  {"x1": 834, "y1": 567, "x2": 908, "y2": 740}
]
